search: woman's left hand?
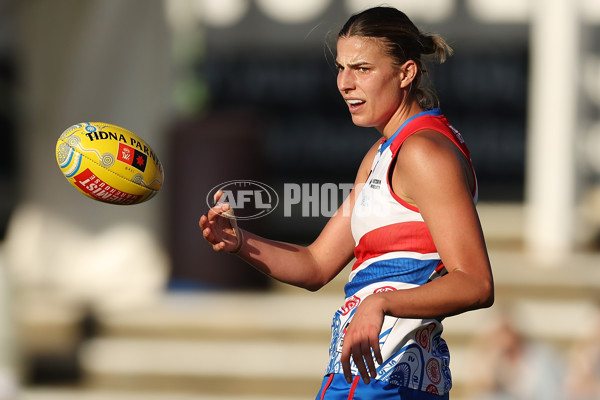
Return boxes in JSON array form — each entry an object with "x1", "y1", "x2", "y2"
[{"x1": 340, "y1": 295, "x2": 385, "y2": 384}]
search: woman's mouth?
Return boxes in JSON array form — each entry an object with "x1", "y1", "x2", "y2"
[{"x1": 346, "y1": 99, "x2": 365, "y2": 111}]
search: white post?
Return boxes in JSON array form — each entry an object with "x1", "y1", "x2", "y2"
[{"x1": 525, "y1": 0, "x2": 580, "y2": 264}]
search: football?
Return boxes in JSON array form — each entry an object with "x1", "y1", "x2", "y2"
[{"x1": 56, "y1": 122, "x2": 164, "y2": 205}]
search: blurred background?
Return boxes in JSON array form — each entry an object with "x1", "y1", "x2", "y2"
[{"x1": 0, "y1": 0, "x2": 599, "y2": 399}]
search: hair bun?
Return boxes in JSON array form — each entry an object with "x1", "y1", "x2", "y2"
[
  {"x1": 420, "y1": 32, "x2": 453, "y2": 63},
  {"x1": 420, "y1": 34, "x2": 436, "y2": 54}
]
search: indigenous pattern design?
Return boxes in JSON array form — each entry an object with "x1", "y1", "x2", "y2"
[{"x1": 323, "y1": 109, "x2": 476, "y2": 397}]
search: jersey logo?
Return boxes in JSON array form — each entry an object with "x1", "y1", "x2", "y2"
[
  {"x1": 369, "y1": 178, "x2": 382, "y2": 190},
  {"x1": 341, "y1": 295, "x2": 361, "y2": 316},
  {"x1": 448, "y1": 125, "x2": 465, "y2": 144}
]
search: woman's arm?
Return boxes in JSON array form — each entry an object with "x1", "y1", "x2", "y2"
[
  {"x1": 341, "y1": 130, "x2": 494, "y2": 383},
  {"x1": 228, "y1": 197, "x2": 356, "y2": 291},
  {"x1": 199, "y1": 139, "x2": 381, "y2": 291},
  {"x1": 387, "y1": 130, "x2": 494, "y2": 315}
]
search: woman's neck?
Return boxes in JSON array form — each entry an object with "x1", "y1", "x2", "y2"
[{"x1": 379, "y1": 101, "x2": 424, "y2": 139}]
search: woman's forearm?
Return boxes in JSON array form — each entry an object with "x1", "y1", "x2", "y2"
[
  {"x1": 375, "y1": 268, "x2": 494, "y2": 320},
  {"x1": 234, "y1": 229, "x2": 340, "y2": 291}
]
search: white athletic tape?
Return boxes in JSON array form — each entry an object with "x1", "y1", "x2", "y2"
[
  {"x1": 217, "y1": 203, "x2": 242, "y2": 253},
  {"x1": 221, "y1": 207, "x2": 239, "y2": 238}
]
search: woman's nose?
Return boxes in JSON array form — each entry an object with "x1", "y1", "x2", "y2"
[{"x1": 337, "y1": 70, "x2": 355, "y2": 93}]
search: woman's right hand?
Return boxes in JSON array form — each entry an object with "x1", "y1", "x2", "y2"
[{"x1": 199, "y1": 190, "x2": 243, "y2": 253}]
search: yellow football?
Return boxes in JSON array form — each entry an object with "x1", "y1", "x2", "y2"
[{"x1": 56, "y1": 122, "x2": 164, "y2": 205}]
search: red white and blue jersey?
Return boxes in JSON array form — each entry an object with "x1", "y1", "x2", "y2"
[{"x1": 322, "y1": 109, "x2": 476, "y2": 397}]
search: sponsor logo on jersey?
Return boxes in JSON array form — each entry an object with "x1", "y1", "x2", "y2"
[
  {"x1": 341, "y1": 295, "x2": 361, "y2": 316},
  {"x1": 369, "y1": 178, "x2": 381, "y2": 190}
]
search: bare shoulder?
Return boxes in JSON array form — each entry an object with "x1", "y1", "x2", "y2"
[
  {"x1": 400, "y1": 130, "x2": 461, "y2": 162},
  {"x1": 395, "y1": 129, "x2": 473, "y2": 202},
  {"x1": 399, "y1": 130, "x2": 470, "y2": 177}
]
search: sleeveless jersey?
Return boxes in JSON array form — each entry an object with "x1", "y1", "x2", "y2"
[{"x1": 323, "y1": 109, "x2": 476, "y2": 397}]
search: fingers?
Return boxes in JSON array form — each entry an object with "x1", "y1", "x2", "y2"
[
  {"x1": 199, "y1": 196, "x2": 239, "y2": 253},
  {"x1": 341, "y1": 342, "x2": 353, "y2": 383},
  {"x1": 342, "y1": 345, "x2": 377, "y2": 384},
  {"x1": 199, "y1": 223, "x2": 226, "y2": 252},
  {"x1": 213, "y1": 190, "x2": 223, "y2": 205},
  {"x1": 340, "y1": 325, "x2": 382, "y2": 384},
  {"x1": 200, "y1": 201, "x2": 233, "y2": 230},
  {"x1": 373, "y1": 339, "x2": 383, "y2": 366},
  {"x1": 212, "y1": 241, "x2": 226, "y2": 252},
  {"x1": 208, "y1": 202, "x2": 230, "y2": 219},
  {"x1": 364, "y1": 337, "x2": 380, "y2": 379},
  {"x1": 199, "y1": 214, "x2": 207, "y2": 229},
  {"x1": 353, "y1": 343, "x2": 372, "y2": 384}
]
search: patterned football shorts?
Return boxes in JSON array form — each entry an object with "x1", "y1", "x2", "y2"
[{"x1": 316, "y1": 374, "x2": 449, "y2": 400}]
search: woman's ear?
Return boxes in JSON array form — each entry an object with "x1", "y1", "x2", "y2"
[{"x1": 399, "y1": 60, "x2": 418, "y2": 89}]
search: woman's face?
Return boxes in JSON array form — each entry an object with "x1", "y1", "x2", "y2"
[{"x1": 336, "y1": 36, "x2": 405, "y2": 136}]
